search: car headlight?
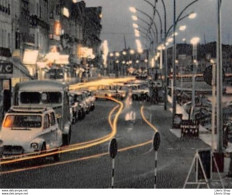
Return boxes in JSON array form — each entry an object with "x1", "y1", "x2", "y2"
[{"x1": 31, "y1": 143, "x2": 39, "y2": 150}]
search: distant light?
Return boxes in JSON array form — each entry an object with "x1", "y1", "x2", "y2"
[
  {"x1": 188, "y1": 12, "x2": 197, "y2": 19},
  {"x1": 167, "y1": 37, "x2": 173, "y2": 43},
  {"x1": 99, "y1": 13, "x2": 103, "y2": 19},
  {"x1": 109, "y1": 53, "x2": 114, "y2": 57},
  {"x1": 115, "y1": 52, "x2": 120, "y2": 57},
  {"x1": 133, "y1": 23, "x2": 139, "y2": 29},
  {"x1": 101, "y1": 40, "x2": 109, "y2": 68},
  {"x1": 190, "y1": 37, "x2": 200, "y2": 45},
  {"x1": 157, "y1": 44, "x2": 165, "y2": 51},
  {"x1": 73, "y1": 0, "x2": 78, "y2": 3},
  {"x1": 129, "y1": 7, "x2": 137, "y2": 13},
  {"x1": 62, "y1": 7, "x2": 70, "y2": 18},
  {"x1": 172, "y1": 32, "x2": 178, "y2": 37},
  {"x1": 131, "y1": 15, "x2": 138, "y2": 21},
  {"x1": 122, "y1": 51, "x2": 127, "y2": 55},
  {"x1": 179, "y1": 25, "x2": 187, "y2": 31},
  {"x1": 54, "y1": 20, "x2": 61, "y2": 36},
  {"x1": 182, "y1": 38, "x2": 186, "y2": 42},
  {"x1": 130, "y1": 49, "x2": 135, "y2": 55},
  {"x1": 134, "y1": 29, "x2": 140, "y2": 37},
  {"x1": 144, "y1": 59, "x2": 148, "y2": 63}
]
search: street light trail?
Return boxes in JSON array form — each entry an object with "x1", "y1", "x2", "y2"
[
  {"x1": 0, "y1": 97, "x2": 123, "y2": 166},
  {"x1": 140, "y1": 106, "x2": 158, "y2": 133},
  {"x1": 0, "y1": 104, "x2": 160, "y2": 176}
]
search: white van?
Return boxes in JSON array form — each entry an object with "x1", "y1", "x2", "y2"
[{"x1": 13, "y1": 80, "x2": 72, "y2": 146}]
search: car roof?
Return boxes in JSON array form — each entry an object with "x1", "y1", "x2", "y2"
[
  {"x1": 7, "y1": 106, "x2": 54, "y2": 114},
  {"x1": 15, "y1": 80, "x2": 68, "y2": 92}
]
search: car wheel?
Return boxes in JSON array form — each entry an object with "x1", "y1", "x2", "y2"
[
  {"x1": 82, "y1": 110, "x2": 86, "y2": 119},
  {"x1": 62, "y1": 133, "x2": 70, "y2": 146},
  {"x1": 41, "y1": 143, "x2": 46, "y2": 153},
  {"x1": 53, "y1": 149, "x2": 61, "y2": 162},
  {"x1": 72, "y1": 114, "x2": 76, "y2": 124},
  {"x1": 78, "y1": 111, "x2": 82, "y2": 120}
]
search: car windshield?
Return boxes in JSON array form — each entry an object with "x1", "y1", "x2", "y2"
[
  {"x1": 20, "y1": 92, "x2": 41, "y2": 104},
  {"x1": 20, "y1": 92, "x2": 62, "y2": 104},
  {"x1": 3, "y1": 115, "x2": 42, "y2": 129},
  {"x1": 42, "y1": 92, "x2": 62, "y2": 104}
]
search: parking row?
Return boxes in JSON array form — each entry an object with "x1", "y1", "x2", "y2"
[{"x1": 69, "y1": 90, "x2": 96, "y2": 124}]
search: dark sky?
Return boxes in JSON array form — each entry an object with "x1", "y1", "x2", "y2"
[{"x1": 84, "y1": 0, "x2": 232, "y2": 51}]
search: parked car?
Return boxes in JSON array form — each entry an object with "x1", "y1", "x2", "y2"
[
  {"x1": 83, "y1": 90, "x2": 96, "y2": 111},
  {"x1": 70, "y1": 91, "x2": 88, "y2": 117},
  {"x1": 127, "y1": 83, "x2": 150, "y2": 101},
  {"x1": 69, "y1": 92, "x2": 82, "y2": 123},
  {"x1": 0, "y1": 106, "x2": 62, "y2": 161},
  {"x1": 13, "y1": 80, "x2": 72, "y2": 146}
]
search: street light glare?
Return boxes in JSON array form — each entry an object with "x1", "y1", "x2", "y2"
[
  {"x1": 130, "y1": 49, "x2": 135, "y2": 55},
  {"x1": 190, "y1": 37, "x2": 200, "y2": 45},
  {"x1": 131, "y1": 15, "x2": 138, "y2": 21},
  {"x1": 133, "y1": 23, "x2": 139, "y2": 29},
  {"x1": 188, "y1": 12, "x2": 197, "y2": 19},
  {"x1": 129, "y1": 7, "x2": 137, "y2": 13},
  {"x1": 167, "y1": 37, "x2": 173, "y2": 43},
  {"x1": 179, "y1": 25, "x2": 187, "y2": 31}
]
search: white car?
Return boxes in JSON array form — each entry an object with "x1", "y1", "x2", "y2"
[
  {"x1": 69, "y1": 92, "x2": 83, "y2": 123},
  {"x1": 0, "y1": 106, "x2": 63, "y2": 161},
  {"x1": 71, "y1": 91, "x2": 88, "y2": 117},
  {"x1": 84, "y1": 90, "x2": 96, "y2": 111}
]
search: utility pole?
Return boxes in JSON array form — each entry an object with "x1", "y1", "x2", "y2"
[
  {"x1": 172, "y1": 0, "x2": 177, "y2": 127},
  {"x1": 217, "y1": 0, "x2": 223, "y2": 153}
]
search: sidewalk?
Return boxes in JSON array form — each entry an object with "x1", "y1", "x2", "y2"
[{"x1": 166, "y1": 96, "x2": 232, "y2": 188}]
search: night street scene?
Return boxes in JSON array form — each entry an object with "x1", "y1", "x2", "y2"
[{"x1": 0, "y1": 0, "x2": 232, "y2": 193}]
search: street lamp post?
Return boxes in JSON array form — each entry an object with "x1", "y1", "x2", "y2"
[
  {"x1": 190, "y1": 37, "x2": 200, "y2": 120},
  {"x1": 172, "y1": 0, "x2": 177, "y2": 127},
  {"x1": 217, "y1": 0, "x2": 223, "y2": 153},
  {"x1": 130, "y1": 7, "x2": 159, "y2": 44}
]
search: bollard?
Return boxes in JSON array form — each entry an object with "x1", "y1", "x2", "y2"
[
  {"x1": 109, "y1": 138, "x2": 118, "y2": 188},
  {"x1": 153, "y1": 132, "x2": 160, "y2": 188}
]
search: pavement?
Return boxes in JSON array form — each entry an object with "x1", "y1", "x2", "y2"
[{"x1": 146, "y1": 99, "x2": 232, "y2": 188}]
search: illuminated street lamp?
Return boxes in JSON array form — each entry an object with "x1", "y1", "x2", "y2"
[
  {"x1": 188, "y1": 12, "x2": 197, "y2": 19},
  {"x1": 133, "y1": 23, "x2": 139, "y2": 29},
  {"x1": 130, "y1": 49, "x2": 135, "y2": 55},
  {"x1": 115, "y1": 52, "x2": 120, "y2": 57},
  {"x1": 131, "y1": 15, "x2": 138, "y2": 21},
  {"x1": 179, "y1": 25, "x2": 187, "y2": 31},
  {"x1": 129, "y1": 7, "x2": 137, "y2": 13},
  {"x1": 122, "y1": 51, "x2": 127, "y2": 55}
]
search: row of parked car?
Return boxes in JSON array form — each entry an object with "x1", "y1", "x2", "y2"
[
  {"x1": 69, "y1": 90, "x2": 96, "y2": 124},
  {"x1": 0, "y1": 80, "x2": 96, "y2": 161}
]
